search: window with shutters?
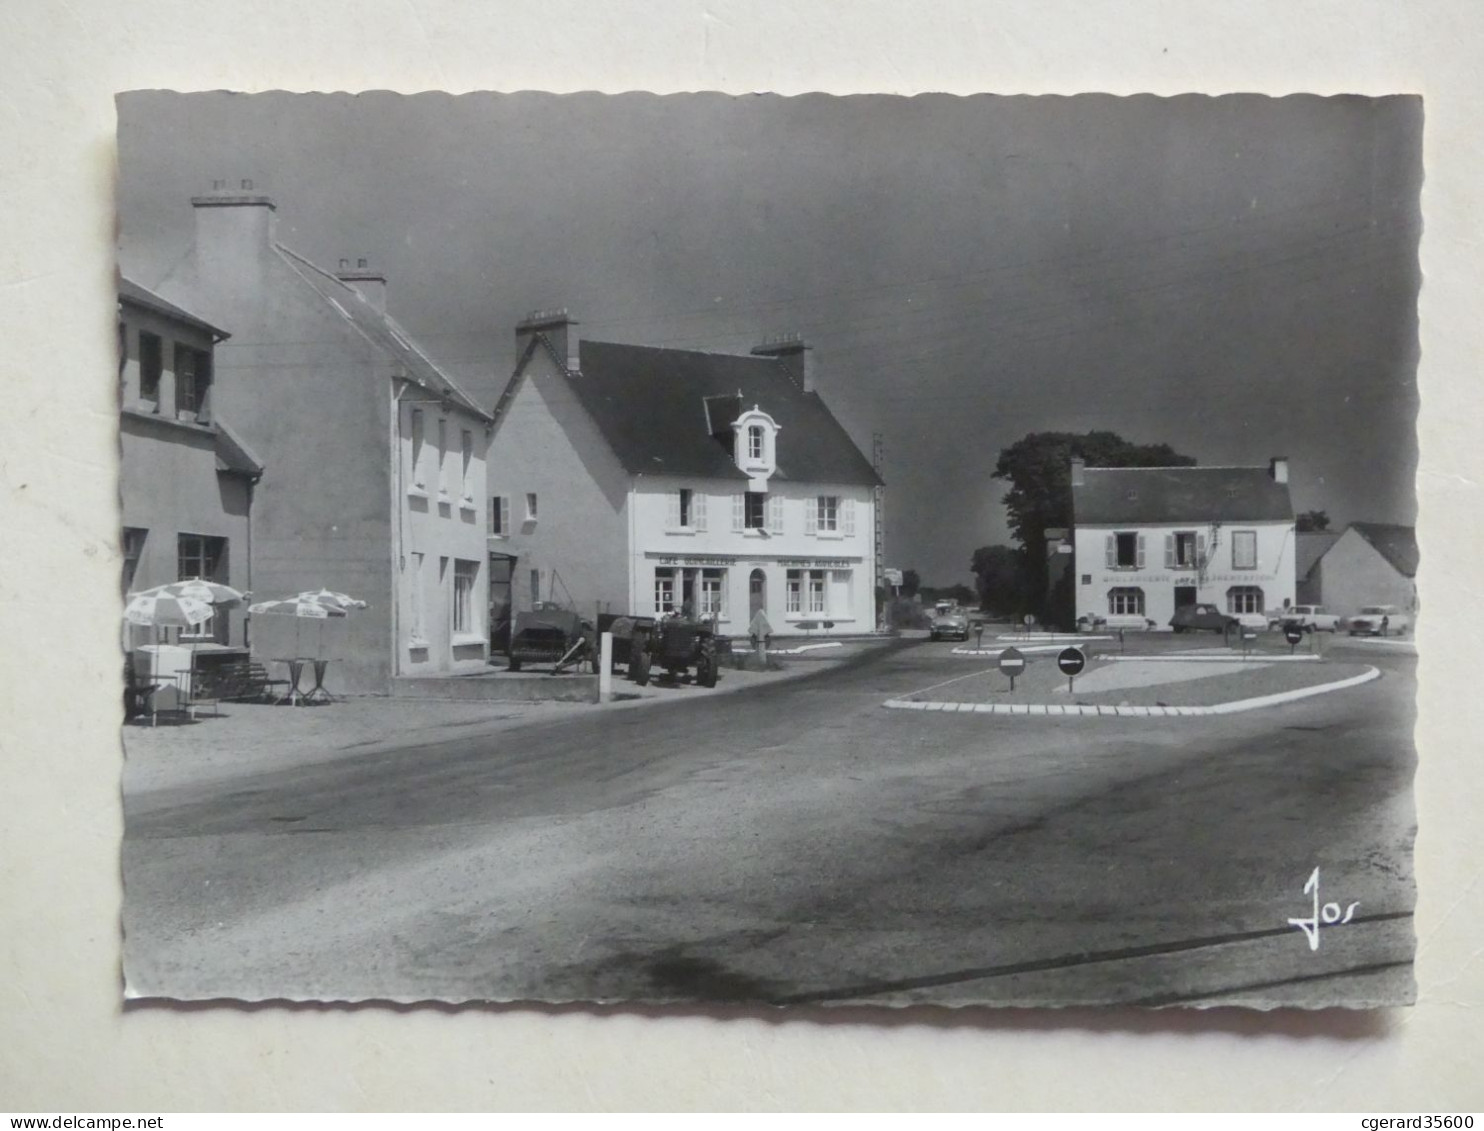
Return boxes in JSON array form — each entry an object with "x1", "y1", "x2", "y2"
[
  {"x1": 1232, "y1": 530, "x2": 1258, "y2": 570},
  {"x1": 1109, "y1": 531, "x2": 1143, "y2": 569},
  {"x1": 678, "y1": 488, "x2": 692, "y2": 528},
  {"x1": 744, "y1": 492, "x2": 766, "y2": 530},
  {"x1": 138, "y1": 332, "x2": 162, "y2": 407},
  {"x1": 816, "y1": 496, "x2": 839, "y2": 532},
  {"x1": 1108, "y1": 587, "x2": 1145, "y2": 616},
  {"x1": 767, "y1": 494, "x2": 783, "y2": 534},
  {"x1": 410, "y1": 409, "x2": 426, "y2": 492},
  {"x1": 1168, "y1": 530, "x2": 1199, "y2": 568},
  {"x1": 174, "y1": 343, "x2": 212, "y2": 420},
  {"x1": 841, "y1": 497, "x2": 856, "y2": 536}
]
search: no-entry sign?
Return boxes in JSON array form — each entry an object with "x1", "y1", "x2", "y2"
[
  {"x1": 1057, "y1": 647, "x2": 1086, "y2": 677},
  {"x1": 999, "y1": 645, "x2": 1026, "y2": 691},
  {"x1": 1284, "y1": 623, "x2": 1304, "y2": 646}
]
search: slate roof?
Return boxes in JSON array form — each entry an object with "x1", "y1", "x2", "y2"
[
  {"x1": 1349, "y1": 522, "x2": 1419, "y2": 578},
  {"x1": 554, "y1": 340, "x2": 881, "y2": 486},
  {"x1": 1073, "y1": 466, "x2": 1293, "y2": 526},
  {"x1": 275, "y1": 246, "x2": 491, "y2": 422},
  {"x1": 118, "y1": 276, "x2": 230, "y2": 339},
  {"x1": 1295, "y1": 530, "x2": 1343, "y2": 579}
]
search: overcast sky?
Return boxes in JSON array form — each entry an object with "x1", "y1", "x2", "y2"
[{"x1": 118, "y1": 91, "x2": 1422, "y2": 586}]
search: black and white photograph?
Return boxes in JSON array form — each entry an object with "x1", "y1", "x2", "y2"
[{"x1": 116, "y1": 90, "x2": 1421, "y2": 1009}]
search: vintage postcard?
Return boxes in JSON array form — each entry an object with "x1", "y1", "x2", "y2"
[{"x1": 118, "y1": 91, "x2": 1419, "y2": 1008}]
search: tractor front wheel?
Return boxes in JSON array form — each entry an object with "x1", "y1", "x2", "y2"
[
  {"x1": 631, "y1": 648, "x2": 652, "y2": 686},
  {"x1": 696, "y1": 640, "x2": 718, "y2": 688}
]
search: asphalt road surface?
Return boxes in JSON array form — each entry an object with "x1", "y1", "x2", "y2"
[{"x1": 123, "y1": 638, "x2": 1417, "y2": 1008}]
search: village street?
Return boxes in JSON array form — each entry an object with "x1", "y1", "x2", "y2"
[{"x1": 122, "y1": 637, "x2": 1416, "y2": 1009}]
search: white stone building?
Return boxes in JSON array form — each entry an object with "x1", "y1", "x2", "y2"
[
  {"x1": 486, "y1": 314, "x2": 881, "y2": 640},
  {"x1": 1070, "y1": 457, "x2": 1297, "y2": 628}
]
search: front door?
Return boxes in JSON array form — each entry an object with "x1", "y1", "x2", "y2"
[
  {"x1": 1174, "y1": 585, "x2": 1198, "y2": 609},
  {"x1": 749, "y1": 569, "x2": 766, "y2": 616}
]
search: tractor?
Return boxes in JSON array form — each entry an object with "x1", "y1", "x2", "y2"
[{"x1": 600, "y1": 610, "x2": 722, "y2": 687}]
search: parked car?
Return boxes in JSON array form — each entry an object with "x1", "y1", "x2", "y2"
[
  {"x1": 1345, "y1": 605, "x2": 1410, "y2": 636},
  {"x1": 1267, "y1": 605, "x2": 1341, "y2": 633},
  {"x1": 1170, "y1": 603, "x2": 1238, "y2": 634},
  {"x1": 930, "y1": 608, "x2": 970, "y2": 641}
]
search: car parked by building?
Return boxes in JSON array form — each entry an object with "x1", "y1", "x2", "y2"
[
  {"x1": 1345, "y1": 604, "x2": 1410, "y2": 636},
  {"x1": 1267, "y1": 604, "x2": 1341, "y2": 633},
  {"x1": 1170, "y1": 603, "x2": 1239, "y2": 634}
]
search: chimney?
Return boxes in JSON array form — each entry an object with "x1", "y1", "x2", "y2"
[
  {"x1": 336, "y1": 257, "x2": 388, "y2": 314},
  {"x1": 187, "y1": 180, "x2": 277, "y2": 316},
  {"x1": 1070, "y1": 457, "x2": 1086, "y2": 487},
  {"x1": 751, "y1": 333, "x2": 814, "y2": 393},
  {"x1": 516, "y1": 308, "x2": 580, "y2": 373},
  {"x1": 1269, "y1": 456, "x2": 1290, "y2": 484}
]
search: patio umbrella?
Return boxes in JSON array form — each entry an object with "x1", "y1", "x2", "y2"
[
  {"x1": 296, "y1": 588, "x2": 368, "y2": 611},
  {"x1": 124, "y1": 591, "x2": 215, "y2": 629},
  {"x1": 134, "y1": 578, "x2": 249, "y2": 608},
  {"x1": 248, "y1": 595, "x2": 350, "y2": 658}
]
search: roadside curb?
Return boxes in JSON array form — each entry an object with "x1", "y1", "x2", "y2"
[
  {"x1": 950, "y1": 645, "x2": 1070, "y2": 656},
  {"x1": 883, "y1": 665, "x2": 1381, "y2": 718},
  {"x1": 1103, "y1": 653, "x2": 1321, "y2": 663}
]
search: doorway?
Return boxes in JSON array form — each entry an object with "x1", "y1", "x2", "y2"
[
  {"x1": 1174, "y1": 585, "x2": 1198, "y2": 609},
  {"x1": 749, "y1": 569, "x2": 766, "y2": 617}
]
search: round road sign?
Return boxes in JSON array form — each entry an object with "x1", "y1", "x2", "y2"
[
  {"x1": 1283, "y1": 623, "x2": 1304, "y2": 646},
  {"x1": 998, "y1": 646, "x2": 1026, "y2": 675},
  {"x1": 1057, "y1": 647, "x2": 1086, "y2": 676}
]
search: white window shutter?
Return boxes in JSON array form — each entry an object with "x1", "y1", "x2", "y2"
[
  {"x1": 488, "y1": 496, "x2": 496, "y2": 533},
  {"x1": 805, "y1": 497, "x2": 818, "y2": 535},
  {"x1": 667, "y1": 490, "x2": 681, "y2": 528},
  {"x1": 694, "y1": 493, "x2": 707, "y2": 531},
  {"x1": 500, "y1": 497, "x2": 510, "y2": 535},
  {"x1": 1105, "y1": 534, "x2": 1116, "y2": 569},
  {"x1": 1197, "y1": 533, "x2": 1208, "y2": 567},
  {"x1": 732, "y1": 494, "x2": 744, "y2": 532},
  {"x1": 843, "y1": 497, "x2": 856, "y2": 536},
  {"x1": 768, "y1": 495, "x2": 784, "y2": 534},
  {"x1": 1136, "y1": 534, "x2": 1146, "y2": 570},
  {"x1": 1164, "y1": 533, "x2": 1175, "y2": 568}
]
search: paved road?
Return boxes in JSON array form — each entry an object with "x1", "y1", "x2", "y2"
[{"x1": 123, "y1": 638, "x2": 1416, "y2": 1007}]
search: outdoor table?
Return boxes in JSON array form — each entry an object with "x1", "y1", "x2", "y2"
[
  {"x1": 304, "y1": 659, "x2": 336, "y2": 704},
  {"x1": 271, "y1": 657, "x2": 310, "y2": 705}
]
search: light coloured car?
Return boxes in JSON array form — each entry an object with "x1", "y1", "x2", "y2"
[
  {"x1": 1346, "y1": 605, "x2": 1410, "y2": 637},
  {"x1": 1267, "y1": 605, "x2": 1341, "y2": 633},
  {"x1": 929, "y1": 609, "x2": 970, "y2": 642}
]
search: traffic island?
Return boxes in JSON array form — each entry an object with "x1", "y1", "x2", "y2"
[{"x1": 886, "y1": 651, "x2": 1380, "y2": 718}]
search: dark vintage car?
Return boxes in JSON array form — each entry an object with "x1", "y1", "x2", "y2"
[{"x1": 1169, "y1": 603, "x2": 1239, "y2": 634}]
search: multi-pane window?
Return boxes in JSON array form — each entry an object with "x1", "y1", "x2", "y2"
[
  {"x1": 122, "y1": 527, "x2": 147, "y2": 596},
  {"x1": 744, "y1": 492, "x2": 766, "y2": 529},
  {"x1": 678, "y1": 488, "x2": 692, "y2": 527},
  {"x1": 489, "y1": 495, "x2": 510, "y2": 536},
  {"x1": 453, "y1": 559, "x2": 479, "y2": 635},
  {"x1": 1108, "y1": 587, "x2": 1145, "y2": 616},
  {"x1": 1108, "y1": 532, "x2": 1144, "y2": 569},
  {"x1": 654, "y1": 568, "x2": 676, "y2": 615},
  {"x1": 785, "y1": 569, "x2": 836, "y2": 617},
  {"x1": 177, "y1": 534, "x2": 227, "y2": 641},
  {"x1": 786, "y1": 569, "x2": 802, "y2": 613},
  {"x1": 747, "y1": 425, "x2": 764, "y2": 461},
  {"x1": 700, "y1": 569, "x2": 725, "y2": 617},
  {"x1": 1231, "y1": 530, "x2": 1258, "y2": 570},
  {"x1": 808, "y1": 574, "x2": 826, "y2": 614},
  {"x1": 1227, "y1": 586, "x2": 1264, "y2": 615},
  {"x1": 174, "y1": 343, "x2": 211, "y2": 418},
  {"x1": 139, "y1": 332, "x2": 162, "y2": 404},
  {"x1": 410, "y1": 409, "x2": 426, "y2": 490},
  {"x1": 1174, "y1": 531, "x2": 1198, "y2": 568},
  {"x1": 817, "y1": 496, "x2": 838, "y2": 531}
]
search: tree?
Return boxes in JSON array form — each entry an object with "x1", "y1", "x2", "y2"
[
  {"x1": 1296, "y1": 509, "x2": 1331, "y2": 533},
  {"x1": 992, "y1": 431, "x2": 1196, "y2": 616},
  {"x1": 970, "y1": 544, "x2": 1032, "y2": 615},
  {"x1": 899, "y1": 569, "x2": 921, "y2": 597}
]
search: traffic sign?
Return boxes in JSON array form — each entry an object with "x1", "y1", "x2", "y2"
[
  {"x1": 1283, "y1": 623, "x2": 1304, "y2": 646},
  {"x1": 1057, "y1": 647, "x2": 1086, "y2": 677},
  {"x1": 998, "y1": 646, "x2": 1026, "y2": 675}
]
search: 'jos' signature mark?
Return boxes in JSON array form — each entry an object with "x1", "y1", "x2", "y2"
[{"x1": 1288, "y1": 866, "x2": 1359, "y2": 951}]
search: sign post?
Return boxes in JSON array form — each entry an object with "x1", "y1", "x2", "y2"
[
  {"x1": 1057, "y1": 646, "x2": 1086, "y2": 695},
  {"x1": 973, "y1": 621, "x2": 985, "y2": 650},
  {"x1": 998, "y1": 646, "x2": 1026, "y2": 693},
  {"x1": 1283, "y1": 623, "x2": 1304, "y2": 656},
  {"x1": 1241, "y1": 625, "x2": 1257, "y2": 659}
]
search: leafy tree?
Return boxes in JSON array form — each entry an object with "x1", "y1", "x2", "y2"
[
  {"x1": 1296, "y1": 509, "x2": 1331, "y2": 533},
  {"x1": 970, "y1": 544, "x2": 1032, "y2": 615},
  {"x1": 992, "y1": 431, "x2": 1196, "y2": 615}
]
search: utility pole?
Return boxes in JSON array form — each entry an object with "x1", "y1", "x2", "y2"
[{"x1": 872, "y1": 431, "x2": 885, "y2": 589}]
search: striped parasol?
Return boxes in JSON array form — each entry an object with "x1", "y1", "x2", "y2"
[
  {"x1": 124, "y1": 591, "x2": 215, "y2": 629},
  {"x1": 248, "y1": 596, "x2": 350, "y2": 619},
  {"x1": 296, "y1": 588, "x2": 368, "y2": 612},
  {"x1": 134, "y1": 578, "x2": 249, "y2": 608}
]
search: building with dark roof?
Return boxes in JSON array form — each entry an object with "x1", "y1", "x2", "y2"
[
  {"x1": 487, "y1": 314, "x2": 881, "y2": 639},
  {"x1": 147, "y1": 186, "x2": 493, "y2": 692},
  {"x1": 1298, "y1": 522, "x2": 1418, "y2": 618},
  {"x1": 1069, "y1": 457, "x2": 1297, "y2": 629},
  {"x1": 119, "y1": 277, "x2": 261, "y2": 652}
]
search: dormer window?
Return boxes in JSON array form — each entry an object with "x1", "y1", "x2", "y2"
[{"x1": 731, "y1": 407, "x2": 780, "y2": 489}]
